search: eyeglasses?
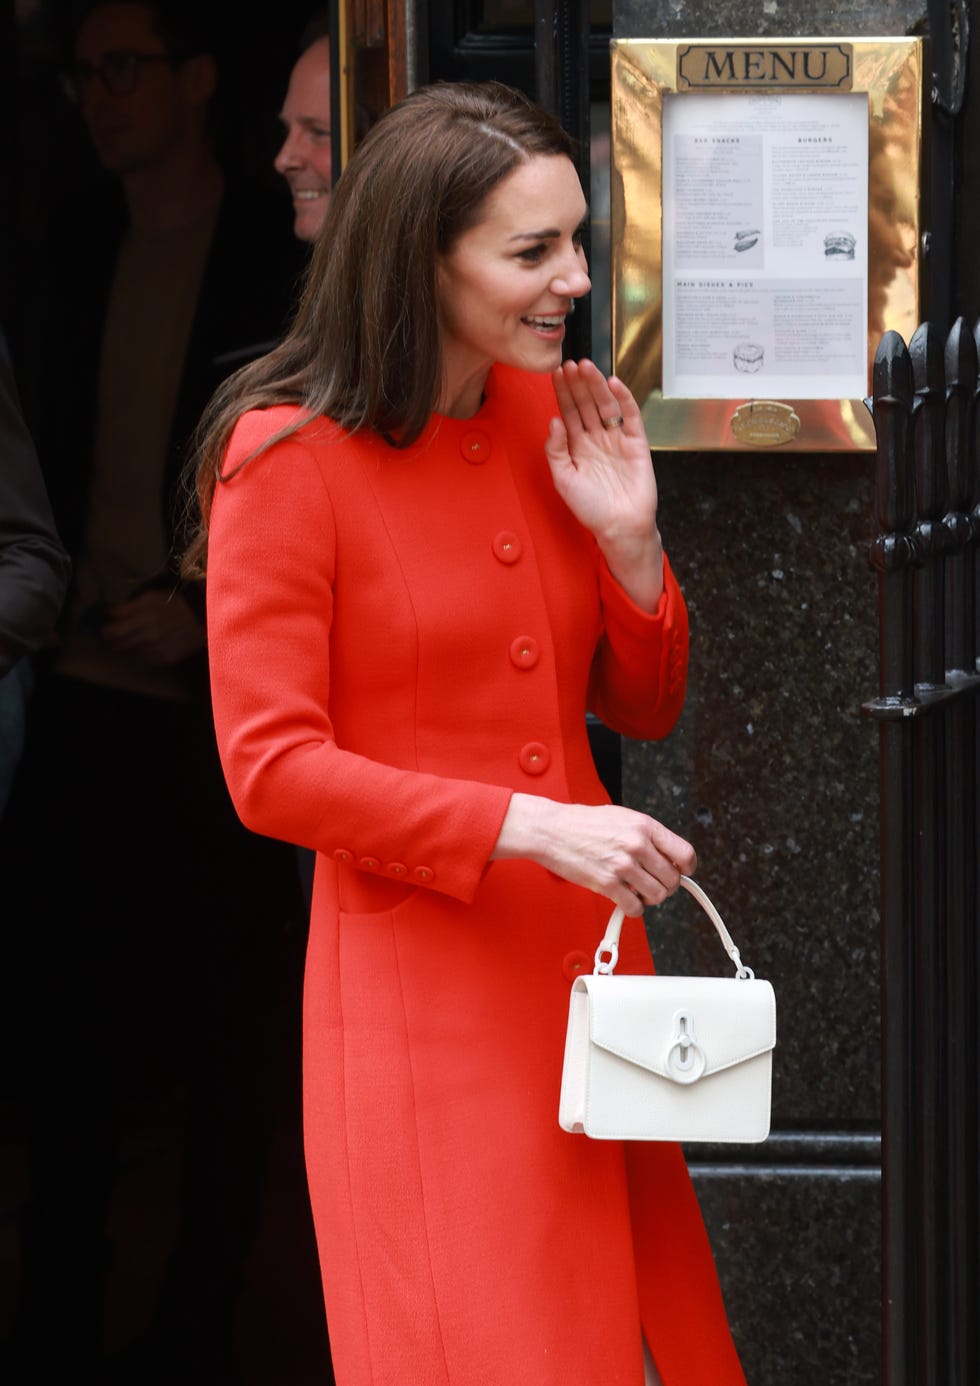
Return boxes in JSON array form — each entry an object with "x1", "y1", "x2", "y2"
[{"x1": 60, "y1": 50, "x2": 185, "y2": 104}]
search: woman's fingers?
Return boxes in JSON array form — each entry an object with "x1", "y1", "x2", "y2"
[
  {"x1": 648, "y1": 820, "x2": 698, "y2": 877},
  {"x1": 562, "y1": 803, "x2": 696, "y2": 914},
  {"x1": 622, "y1": 844, "x2": 693, "y2": 910},
  {"x1": 553, "y1": 360, "x2": 643, "y2": 440},
  {"x1": 611, "y1": 819, "x2": 697, "y2": 914},
  {"x1": 566, "y1": 361, "x2": 618, "y2": 435},
  {"x1": 605, "y1": 372, "x2": 644, "y2": 434}
]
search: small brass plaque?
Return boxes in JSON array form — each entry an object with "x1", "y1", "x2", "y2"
[
  {"x1": 730, "y1": 401, "x2": 802, "y2": 447},
  {"x1": 677, "y1": 43, "x2": 853, "y2": 91}
]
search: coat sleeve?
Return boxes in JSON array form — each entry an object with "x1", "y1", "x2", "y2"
[
  {"x1": 205, "y1": 413, "x2": 513, "y2": 904},
  {"x1": 585, "y1": 550, "x2": 689, "y2": 742},
  {"x1": 0, "y1": 353, "x2": 71, "y2": 678}
]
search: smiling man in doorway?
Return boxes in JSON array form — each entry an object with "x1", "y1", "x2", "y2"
[{"x1": 275, "y1": 17, "x2": 334, "y2": 243}]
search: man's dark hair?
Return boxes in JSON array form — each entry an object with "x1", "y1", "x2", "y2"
[
  {"x1": 298, "y1": 8, "x2": 332, "y2": 55},
  {"x1": 64, "y1": 0, "x2": 220, "y2": 60}
]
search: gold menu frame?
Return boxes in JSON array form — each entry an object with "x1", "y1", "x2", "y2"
[{"x1": 610, "y1": 36, "x2": 928, "y2": 451}]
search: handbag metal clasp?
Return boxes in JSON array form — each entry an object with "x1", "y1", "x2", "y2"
[{"x1": 665, "y1": 1009, "x2": 707, "y2": 1084}]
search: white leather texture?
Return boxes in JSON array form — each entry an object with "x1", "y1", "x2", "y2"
[
  {"x1": 558, "y1": 976, "x2": 775, "y2": 1142},
  {"x1": 559, "y1": 879, "x2": 776, "y2": 1143}
]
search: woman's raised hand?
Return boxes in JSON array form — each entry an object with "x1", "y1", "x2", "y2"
[{"x1": 545, "y1": 359, "x2": 664, "y2": 612}]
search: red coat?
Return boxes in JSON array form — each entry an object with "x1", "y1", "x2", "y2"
[{"x1": 206, "y1": 365, "x2": 746, "y2": 1385}]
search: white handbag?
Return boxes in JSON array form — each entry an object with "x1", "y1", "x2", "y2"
[{"x1": 559, "y1": 876, "x2": 776, "y2": 1143}]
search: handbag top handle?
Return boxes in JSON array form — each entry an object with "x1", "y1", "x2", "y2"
[{"x1": 594, "y1": 876, "x2": 756, "y2": 980}]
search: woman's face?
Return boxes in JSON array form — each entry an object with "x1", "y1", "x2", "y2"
[{"x1": 435, "y1": 153, "x2": 591, "y2": 416}]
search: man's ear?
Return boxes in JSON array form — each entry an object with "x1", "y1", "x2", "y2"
[{"x1": 181, "y1": 52, "x2": 218, "y2": 107}]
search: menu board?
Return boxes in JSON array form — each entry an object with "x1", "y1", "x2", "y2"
[{"x1": 661, "y1": 91, "x2": 869, "y2": 400}]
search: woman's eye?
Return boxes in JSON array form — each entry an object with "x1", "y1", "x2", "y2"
[{"x1": 518, "y1": 244, "x2": 547, "y2": 263}]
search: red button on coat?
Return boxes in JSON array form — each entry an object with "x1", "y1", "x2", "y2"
[
  {"x1": 562, "y1": 950, "x2": 590, "y2": 981},
  {"x1": 386, "y1": 862, "x2": 408, "y2": 878},
  {"x1": 492, "y1": 531, "x2": 522, "y2": 564},
  {"x1": 413, "y1": 865, "x2": 435, "y2": 883},
  {"x1": 333, "y1": 848, "x2": 353, "y2": 864},
  {"x1": 359, "y1": 856, "x2": 381, "y2": 871},
  {"x1": 460, "y1": 430, "x2": 491, "y2": 463},
  {"x1": 509, "y1": 635, "x2": 540, "y2": 670},
  {"x1": 518, "y1": 742, "x2": 550, "y2": 775}
]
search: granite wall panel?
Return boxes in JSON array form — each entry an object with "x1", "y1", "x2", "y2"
[
  {"x1": 632, "y1": 451, "x2": 881, "y2": 1126},
  {"x1": 615, "y1": 1, "x2": 925, "y2": 41},
  {"x1": 693, "y1": 1161, "x2": 882, "y2": 1384}
]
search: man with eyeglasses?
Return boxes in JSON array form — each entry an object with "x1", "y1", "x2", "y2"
[
  {"x1": 1, "y1": 3, "x2": 315, "y2": 1384},
  {"x1": 62, "y1": 45, "x2": 186, "y2": 104}
]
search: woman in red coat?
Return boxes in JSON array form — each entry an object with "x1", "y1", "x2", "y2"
[{"x1": 185, "y1": 81, "x2": 746, "y2": 1386}]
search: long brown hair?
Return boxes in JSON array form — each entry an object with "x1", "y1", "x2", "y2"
[{"x1": 181, "y1": 79, "x2": 575, "y2": 578}]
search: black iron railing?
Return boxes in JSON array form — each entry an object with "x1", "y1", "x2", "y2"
[{"x1": 865, "y1": 318, "x2": 980, "y2": 1386}]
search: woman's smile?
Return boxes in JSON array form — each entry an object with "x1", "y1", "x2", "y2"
[{"x1": 521, "y1": 312, "x2": 569, "y2": 337}]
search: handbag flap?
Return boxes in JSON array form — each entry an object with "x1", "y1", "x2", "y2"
[{"x1": 578, "y1": 974, "x2": 776, "y2": 1083}]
